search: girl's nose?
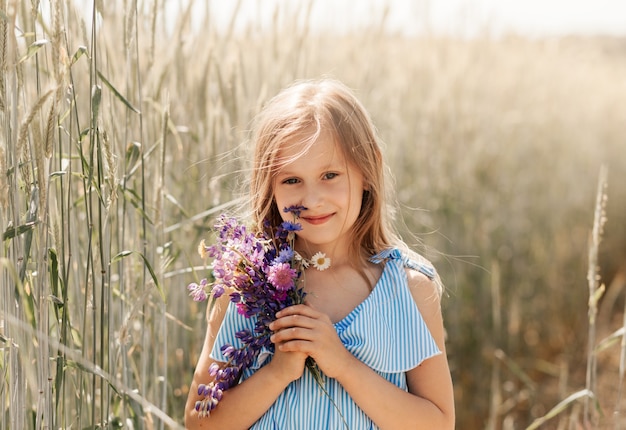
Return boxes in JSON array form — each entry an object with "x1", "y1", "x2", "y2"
[{"x1": 301, "y1": 184, "x2": 323, "y2": 209}]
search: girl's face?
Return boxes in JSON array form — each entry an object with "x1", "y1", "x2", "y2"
[{"x1": 273, "y1": 130, "x2": 365, "y2": 256}]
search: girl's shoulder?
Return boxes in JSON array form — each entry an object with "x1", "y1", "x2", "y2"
[{"x1": 370, "y1": 247, "x2": 443, "y2": 299}]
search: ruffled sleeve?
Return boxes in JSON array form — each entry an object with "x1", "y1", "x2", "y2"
[
  {"x1": 334, "y1": 248, "x2": 441, "y2": 373},
  {"x1": 370, "y1": 247, "x2": 437, "y2": 280}
]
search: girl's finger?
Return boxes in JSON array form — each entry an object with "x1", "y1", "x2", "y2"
[
  {"x1": 271, "y1": 326, "x2": 314, "y2": 343},
  {"x1": 277, "y1": 339, "x2": 312, "y2": 354},
  {"x1": 275, "y1": 304, "x2": 317, "y2": 318},
  {"x1": 269, "y1": 312, "x2": 316, "y2": 331}
]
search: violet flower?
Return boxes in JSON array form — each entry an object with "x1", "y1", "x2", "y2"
[
  {"x1": 283, "y1": 205, "x2": 307, "y2": 218},
  {"x1": 187, "y1": 278, "x2": 208, "y2": 302}
]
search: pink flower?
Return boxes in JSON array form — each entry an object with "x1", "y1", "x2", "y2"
[
  {"x1": 236, "y1": 302, "x2": 248, "y2": 316},
  {"x1": 267, "y1": 262, "x2": 297, "y2": 291}
]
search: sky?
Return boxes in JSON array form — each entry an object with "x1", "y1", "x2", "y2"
[{"x1": 198, "y1": 0, "x2": 626, "y2": 37}]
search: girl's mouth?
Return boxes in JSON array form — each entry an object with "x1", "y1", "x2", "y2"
[{"x1": 301, "y1": 214, "x2": 333, "y2": 225}]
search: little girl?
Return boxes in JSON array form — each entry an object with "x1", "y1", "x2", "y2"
[{"x1": 185, "y1": 79, "x2": 455, "y2": 429}]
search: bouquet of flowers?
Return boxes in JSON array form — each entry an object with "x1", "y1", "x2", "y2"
[{"x1": 187, "y1": 205, "x2": 329, "y2": 417}]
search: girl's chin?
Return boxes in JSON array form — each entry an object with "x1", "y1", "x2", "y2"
[{"x1": 296, "y1": 235, "x2": 346, "y2": 252}]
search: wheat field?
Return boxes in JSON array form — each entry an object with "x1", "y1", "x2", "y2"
[{"x1": 1, "y1": 1, "x2": 626, "y2": 429}]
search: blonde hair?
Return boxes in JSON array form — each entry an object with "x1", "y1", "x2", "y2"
[{"x1": 248, "y1": 78, "x2": 404, "y2": 270}]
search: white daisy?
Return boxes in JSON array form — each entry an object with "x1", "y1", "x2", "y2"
[{"x1": 311, "y1": 252, "x2": 331, "y2": 271}]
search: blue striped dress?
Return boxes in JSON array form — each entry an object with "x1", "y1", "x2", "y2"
[{"x1": 210, "y1": 248, "x2": 441, "y2": 429}]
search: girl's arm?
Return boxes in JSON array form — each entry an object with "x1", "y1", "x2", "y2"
[
  {"x1": 336, "y1": 269, "x2": 455, "y2": 429},
  {"x1": 184, "y1": 294, "x2": 307, "y2": 429},
  {"x1": 270, "y1": 270, "x2": 455, "y2": 430}
]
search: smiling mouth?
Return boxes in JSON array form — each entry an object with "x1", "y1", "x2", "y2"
[{"x1": 301, "y1": 214, "x2": 333, "y2": 225}]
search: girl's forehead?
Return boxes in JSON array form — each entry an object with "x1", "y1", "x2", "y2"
[{"x1": 277, "y1": 129, "x2": 345, "y2": 165}]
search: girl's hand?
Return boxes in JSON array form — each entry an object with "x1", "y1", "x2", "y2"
[
  {"x1": 269, "y1": 304, "x2": 354, "y2": 379},
  {"x1": 267, "y1": 340, "x2": 307, "y2": 383}
]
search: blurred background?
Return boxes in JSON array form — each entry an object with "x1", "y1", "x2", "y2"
[
  {"x1": 1, "y1": 0, "x2": 626, "y2": 428},
  {"x1": 193, "y1": 0, "x2": 626, "y2": 37}
]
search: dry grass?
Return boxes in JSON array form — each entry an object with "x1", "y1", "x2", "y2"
[{"x1": 1, "y1": 1, "x2": 626, "y2": 428}]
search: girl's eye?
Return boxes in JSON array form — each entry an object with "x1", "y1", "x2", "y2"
[
  {"x1": 323, "y1": 172, "x2": 338, "y2": 180},
  {"x1": 282, "y1": 178, "x2": 299, "y2": 185}
]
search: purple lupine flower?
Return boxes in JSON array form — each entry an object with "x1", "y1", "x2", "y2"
[
  {"x1": 208, "y1": 362, "x2": 220, "y2": 377},
  {"x1": 221, "y1": 344, "x2": 236, "y2": 358},
  {"x1": 187, "y1": 278, "x2": 208, "y2": 301},
  {"x1": 212, "y1": 284, "x2": 225, "y2": 299}
]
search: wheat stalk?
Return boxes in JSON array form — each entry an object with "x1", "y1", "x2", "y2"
[{"x1": 584, "y1": 164, "x2": 609, "y2": 427}]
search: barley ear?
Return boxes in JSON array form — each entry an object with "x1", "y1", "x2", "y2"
[
  {"x1": 17, "y1": 88, "x2": 54, "y2": 157},
  {"x1": 51, "y1": 0, "x2": 62, "y2": 82},
  {"x1": 44, "y1": 91, "x2": 58, "y2": 158},
  {"x1": 102, "y1": 130, "x2": 117, "y2": 208}
]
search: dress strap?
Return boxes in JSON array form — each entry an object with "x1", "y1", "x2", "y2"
[{"x1": 369, "y1": 248, "x2": 437, "y2": 281}]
